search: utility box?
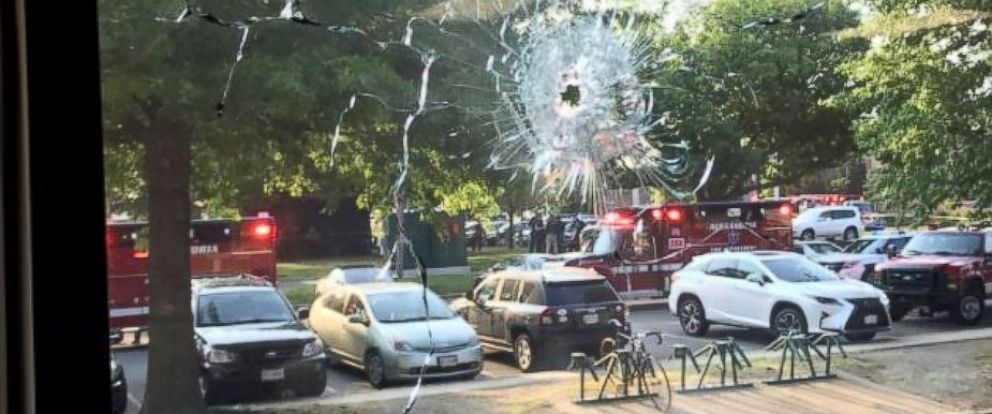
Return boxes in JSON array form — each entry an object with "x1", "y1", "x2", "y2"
[{"x1": 385, "y1": 212, "x2": 468, "y2": 276}]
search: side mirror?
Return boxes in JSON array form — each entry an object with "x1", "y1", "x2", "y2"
[
  {"x1": 347, "y1": 314, "x2": 363, "y2": 324},
  {"x1": 746, "y1": 273, "x2": 765, "y2": 286},
  {"x1": 886, "y1": 245, "x2": 898, "y2": 259},
  {"x1": 465, "y1": 289, "x2": 475, "y2": 301},
  {"x1": 296, "y1": 307, "x2": 310, "y2": 320},
  {"x1": 474, "y1": 295, "x2": 490, "y2": 309}
]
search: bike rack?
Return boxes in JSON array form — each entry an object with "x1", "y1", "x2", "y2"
[
  {"x1": 674, "y1": 338, "x2": 754, "y2": 393},
  {"x1": 567, "y1": 351, "x2": 662, "y2": 406},
  {"x1": 764, "y1": 331, "x2": 845, "y2": 385}
]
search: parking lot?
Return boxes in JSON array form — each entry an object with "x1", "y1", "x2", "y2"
[{"x1": 115, "y1": 300, "x2": 992, "y2": 413}]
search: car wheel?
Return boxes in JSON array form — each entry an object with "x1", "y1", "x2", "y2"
[
  {"x1": 801, "y1": 229, "x2": 815, "y2": 241},
  {"x1": 199, "y1": 373, "x2": 219, "y2": 405},
  {"x1": 844, "y1": 332, "x2": 877, "y2": 342},
  {"x1": 514, "y1": 333, "x2": 538, "y2": 372},
  {"x1": 365, "y1": 350, "x2": 389, "y2": 389},
  {"x1": 772, "y1": 306, "x2": 808, "y2": 335},
  {"x1": 296, "y1": 371, "x2": 328, "y2": 398},
  {"x1": 678, "y1": 296, "x2": 710, "y2": 336},
  {"x1": 843, "y1": 227, "x2": 858, "y2": 241},
  {"x1": 952, "y1": 292, "x2": 984, "y2": 325}
]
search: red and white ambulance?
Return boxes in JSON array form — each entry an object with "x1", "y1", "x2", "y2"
[{"x1": 565, "y1": 201, "x2": 794, "y2": 298}]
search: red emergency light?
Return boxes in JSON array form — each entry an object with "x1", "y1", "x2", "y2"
[
  {"x1": 779, "y1": 204, "x2": 793, "y2": 217},
  {"x1": 604, "y1": 212, "x2": 634, "y2": 226},
  {"x1": 252, "y1": 222, "x2": 273, "y2": 238},
  {"x1": 651, "y1": 209, "x2": 664, "y2": 221}
]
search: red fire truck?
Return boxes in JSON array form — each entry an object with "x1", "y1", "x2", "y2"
[
  {"x1": 106, "y1": 215, "x2": 278, "y2": 334},
  {"x1": 565, "y1": 201, "x2": 793, "y2": 298}
]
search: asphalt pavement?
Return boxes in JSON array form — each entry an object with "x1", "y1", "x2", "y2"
[{"x1": 115, "y1": 300, "x2": 992, "y2": 413}]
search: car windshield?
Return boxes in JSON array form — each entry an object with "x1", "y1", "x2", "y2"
[
  {"x1": 807, "y1": 243, "x2": 841, "y2": 254},
  {"x1": 366, "y1": 290, "x2": 455, "y2": 323},
  {"x1": 762, "y1": 258, "x2": 839, "y2": 282},
  {"x1": 902, "y1": 233, "x2": 983, "y2": 256},
  {"x1": 546, "y1": 281, "x2": 619, "y2": 305},
  {"x1": 196, "y1": 290, "x2": 295, "y2": 327},
  {"x1": 844, "y1": 239, "x2": 882, "y2": 253}
]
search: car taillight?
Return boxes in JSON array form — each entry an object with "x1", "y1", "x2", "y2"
[
  {"x1": 541, "y1": 308, "x2": 569, "y2": 325},
  {"x1": 540, "y1": 308, "x2": 554, "y2": 325},
  {"x1": 665, "y1": 208, "x2": 684, "y2": 223},
  {"x1": 251, "y1": 221, "x2": 275, "y2": 238}
]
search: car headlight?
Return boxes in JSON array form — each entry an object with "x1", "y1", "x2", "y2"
[
  {"x1": 394, "y1": 339, "x2": 415, "y2": 352},
  {"x1": 810, "y1": 296, "x2": 840, "y2": 305},
  {"x1": 206, "y1": 348, "x2": 236, "y2": 364},
  {"x1": 302, "y1": 339, "x2": 324, "y2": 357}
]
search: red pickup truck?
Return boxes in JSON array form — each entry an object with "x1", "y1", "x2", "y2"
[{"x1": 871, "y1": 231, "x2": 992, "y2": 325}]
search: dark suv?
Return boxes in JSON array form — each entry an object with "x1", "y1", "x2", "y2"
[
  {"x1": 450, "y1": 268, "x2": 626, "y2": 372},
  {"x1": 192, "y1": 275, "x2": 327, "y2": 403},
  {"x1": 873, "y1": 231, "x2": 991, "y2": 325}
]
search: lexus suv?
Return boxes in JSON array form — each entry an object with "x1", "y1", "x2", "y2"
[
  {"x1": 670, "y1": 251, "x2": 890, "y2": 341},
  {"x1": 872, "y1": 231, "x2": 991, "y2": 325},
  {"x1": 192, "y1": 275, "x2": 327, "y2": 404},
  {"x1": 450, "y1": 268, "x2": 627, "y2": 372}
]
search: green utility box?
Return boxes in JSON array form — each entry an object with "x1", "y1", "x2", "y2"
[{"x1": 385, "y1": 211, "x2": 468, "y2": 275}]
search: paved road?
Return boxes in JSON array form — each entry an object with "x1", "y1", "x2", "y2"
[{"x1": 116, "y1": 301, "x2": 992, "y2": 413}]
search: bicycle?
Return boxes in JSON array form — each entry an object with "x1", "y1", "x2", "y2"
[{"x1": 591, "y1": 319, "x2": 673, "y2": 412}]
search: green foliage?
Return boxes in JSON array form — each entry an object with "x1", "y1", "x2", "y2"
[
  {"x1": 832, "y1": 2, "x2": 992, "y2": 221},
  {"x1": 650, "y1": 0, "x2": 866, "y2": 200}
]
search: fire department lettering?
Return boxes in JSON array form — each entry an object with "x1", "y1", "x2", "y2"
[{"x1": 191, "y1": 245, "x2": 219, "y2": 255}]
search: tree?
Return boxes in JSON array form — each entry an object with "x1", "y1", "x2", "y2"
[
  {"x1": 650, "y1": 0, "x2": 866, "y2": 200},
  {"x1": 832, "y1": 1, "x2": 992, "y2": 222}
]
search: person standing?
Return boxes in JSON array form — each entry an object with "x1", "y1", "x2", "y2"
[
  {"x1": 546, "y1": 216, "x2": 562, "y2": 254},
  {"x1": 528, "y1": 214, "x2": 544, "y2": 253},
  {"x1": 570, "y1": 217, "x2": 586, "y2": 252}
]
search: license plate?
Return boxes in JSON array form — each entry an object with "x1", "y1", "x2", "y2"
[
  {"x1": 261, "y1": 368, "x2": 285, "y2": 382},
  {"x1": 438, "y1": 355, "x2": 457, "y2": 367},
  {"x1": 582, "y1": 314, "x2": 600, "y2": 324},
  {"x1": 864, "y1": 314, "x2": 878, "y2": 325}
]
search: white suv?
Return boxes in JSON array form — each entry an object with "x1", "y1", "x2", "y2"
[
  {"x1": 793, "y1": 206, "x2": 864, "y2": 241},
  {"x1": 669, "y1": 251, "x2": 890, "y2": 341}
]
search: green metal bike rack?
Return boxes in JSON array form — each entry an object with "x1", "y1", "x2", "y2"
[
  {"x1": 675, "y1": 338, "x2": 754, "y2": 393},
  {"x1": 765, "y1": 331, "x2": 845, "y2": 385}
]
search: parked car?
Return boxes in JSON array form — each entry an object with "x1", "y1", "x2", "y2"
[
  {"x1": 872, "y1": 231, "x2": 990, "y2": 325},
  {"x1": 192, "y1": 275, "x2": 327, "y2": 404},
  {"x1": 790, "y1": 240, "x2": 843, "y2": 259},
  {"x1": 815, "y1": 234, "x2": 914, "y2": 280},
  {"x1": 314, "y1": 265, "x2": 392, "y2": 298},
  {"x1": 669, "y1": 251, "x2": 891, "y2": 341},
  {"x1": 111, "y1": 353, "x2": 127, "y2": 414},
  {"x1": 309, "y1": 283, "x2": 483, "y2": 388},
  {"x1": 793, "y1": 206, "x2": 865, "y2": 241},
  {"x1": 450, "y1": 268, "x2": 627, "y2": 372}
]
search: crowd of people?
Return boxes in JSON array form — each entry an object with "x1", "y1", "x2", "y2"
[
  {"x1": 527, "y1": 214, "x2": 586, "y2": 254},
  {"x1": 466, "y1": 213, "x2": 589, "y2": 254}
]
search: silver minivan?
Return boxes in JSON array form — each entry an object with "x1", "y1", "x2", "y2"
[{"x1": 308, "y1": 283, "x2": 483, "y2": 388}]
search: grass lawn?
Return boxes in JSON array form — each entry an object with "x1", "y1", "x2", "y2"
[{"x1": 277, "y1": 247, "x2": 527, "y2": 306}]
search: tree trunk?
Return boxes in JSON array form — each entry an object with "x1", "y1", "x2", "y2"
[{"x1": 140, "y1": 121, "x2": 205, "y2": 414}]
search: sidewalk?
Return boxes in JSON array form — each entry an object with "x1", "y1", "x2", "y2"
[{"x1": 230, "y1": 327, "x2": 992, "y2": 414}]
